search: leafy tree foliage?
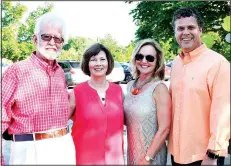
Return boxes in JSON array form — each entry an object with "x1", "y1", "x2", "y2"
[
  {"x1": 2, "y1": 1, "x2": 27, "y2": 28},
  {"x1": 2, "y1": 1, "x2": 53, "y2": 62},
  {"x1": 2, "y1": 2, "x2": 27, "y2": 61},
  {"x1": 125, "y1": 41, "x2": 136, "y2": 62},
  {"x1": 59, "y1": 34, "x2": 134, "y2": 62},
  {"x1": 99, "y1": 34, "x2": 127, "y2": 62},
  {"x1": 60, "y1": 37, "x2": 95, "y2": 61},
  {"x1": 2, "y1": 1, "x2": 134, "y2": 63},
  {"x1": 129, "y1": 1, "x2": 230, "y2": 61},
  {"x1": 222, "y1": 16, "x2": 230, "y2": 32},
  {"x1": 17, "y1": 2, "x2": 54, "y2": 43}
]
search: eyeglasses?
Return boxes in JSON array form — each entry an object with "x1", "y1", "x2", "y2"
[
  {"x1": 135, "y1": 53, "x2": 155, "y2": 62},
  {"x1": 40, "y1": 34, "x2": 64, "y2": 44}
]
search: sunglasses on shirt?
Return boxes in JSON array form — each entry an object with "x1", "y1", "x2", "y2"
[
  {"x1": 135, "y1": 53, "x2": 155, "y2": 62},
  {"x1": 40, "y1": 34, "x2": 64, "y2": 44}
]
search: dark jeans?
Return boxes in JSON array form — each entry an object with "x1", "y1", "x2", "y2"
[{"x1": 171, "y1": 155, "x2": 225, "y2": 166}]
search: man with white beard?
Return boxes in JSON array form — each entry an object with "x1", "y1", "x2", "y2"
[{"x1": 1, "y1": 12, "x2": 76, "y2": 165}]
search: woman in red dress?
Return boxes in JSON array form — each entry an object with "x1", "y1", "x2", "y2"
[{"x1": 69, "y1": 43, "x2": 124, "y2": 164}]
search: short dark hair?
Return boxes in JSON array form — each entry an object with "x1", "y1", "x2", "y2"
[
  {"x1": 81, "y1": 43, "x2": 114, "y2": 76},
  {"x1": 172, "y1": 7, "x2": 203, "y2": 29}
]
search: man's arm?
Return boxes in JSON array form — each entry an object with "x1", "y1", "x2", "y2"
[
  {"x1": 1, "y1": 66, "x2": 18, "y2": 166},
  {"x1": 1, "y1": 65, "x2": 18, "y2": 134},
  {"x1": 68, "y1": 90, "x2": 76, "y2": 120},
  {"x1": 207, "y1": 59, "x2": 230, "y2": 155}
]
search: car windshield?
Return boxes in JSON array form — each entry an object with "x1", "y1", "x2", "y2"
[
  {"x1": 69, "y1": 62, "x2": 80, "y2": 68},
  {"x1": 121, "y1": 64, "x2": 128, "y2": 70},
  {"x1": 1, "y1": 62, "x2": 9, "y2": 67},
  {"x1": 114, "y1": 62, "x2": 122, "y2": 68},
  {"x1": 166, "y1": 61, "x2": 172, "y2": 67}
]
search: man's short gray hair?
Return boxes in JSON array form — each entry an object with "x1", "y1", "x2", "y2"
[{"x1": 34, "y1": 12, "x2": 68, "y2": 44}]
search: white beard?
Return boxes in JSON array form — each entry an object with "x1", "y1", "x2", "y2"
[{"x1": 37, "y1": 44, "x2": 61, "y2": 60}]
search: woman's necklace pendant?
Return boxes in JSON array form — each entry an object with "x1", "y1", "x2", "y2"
[
  {"x1": 132, "y1": 88, "x2": 139, "y2": 95},
  {"x1": 131, "y1": 77, "x2": 154, "y2": 95}
]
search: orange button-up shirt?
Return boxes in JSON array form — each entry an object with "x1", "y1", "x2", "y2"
[{"x1": 168, "y1": 44, "x2": 230, "y2": 164}]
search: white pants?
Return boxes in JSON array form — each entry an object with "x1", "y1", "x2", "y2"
[
  {"x1": 9, "y1": 133, "x2": 76, "y2": 165},
  {"x1": 2, "y1": 140, "x2": 12, "y2": 165}
]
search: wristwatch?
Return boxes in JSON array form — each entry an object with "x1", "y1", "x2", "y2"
[
  {"x1": 206, "y1": 150, "x2": 219, "y2": 159},
  {"x1": 145, "y1": 155, "x2": 154, "y2": 162}
]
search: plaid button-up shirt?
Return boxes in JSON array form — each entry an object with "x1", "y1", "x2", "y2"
[{"x1": 1, "y1": 52, "x2": 69, "y2": 134}]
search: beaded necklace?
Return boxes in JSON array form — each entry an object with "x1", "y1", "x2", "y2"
[{"x1": 131, "y1": 77, "x2": 153, "y2": 95}]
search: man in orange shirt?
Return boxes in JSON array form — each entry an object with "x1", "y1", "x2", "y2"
[{"x1": 168, "y1": 7, "x2": 230, "y2": 165}]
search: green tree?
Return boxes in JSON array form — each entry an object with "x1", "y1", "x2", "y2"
[
  {"x1": 2, "y1": 1, "x2": 54, "y2": 62},
  {"x1": 222, "y1": 16, "x2": 230, "y2": 32},
  {"x1": 17, "y1": 2, "x2": 54, "y2": 43},
  {"x1": 124, "y1": 41, "x2": 136, "y2": 62},
  {"x1": 2, "y1": 1, "x2": 27, "y2": 61},
  {"x1": 2, "y1": 2, "x2": 131, "y2": 63},
  {"x1": 60, "y1": 37, "x2": 95, "y2": 61},
  {"x1": 129, "y1": 1, "x2": 230, "y2": 61},
  {"x1": 17, "y1": 3, "x2": 54, "y2": 61},
  {"x1": 99, "y1": 34, "x2": 127, "y2": 62},
  {"x1": 2, "y1": 1, "x2": 27, "y2": 28},
  {"x1": 201, "y1": 32, "x2": 221, "y2": 48},
  {"x1": 160, "y1": 38, "x2": 176, "y2": 62}
]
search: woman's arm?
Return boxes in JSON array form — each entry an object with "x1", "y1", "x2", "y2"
[
  {"x1": 68, "y1": 90, "x2": 76, "y2": 119},
  {"x1": 146, "y1": 83, "x2": 172, "y2": 159},
  {"x1": 123, "y1": 80, "x2": 133, "y2": 126}
]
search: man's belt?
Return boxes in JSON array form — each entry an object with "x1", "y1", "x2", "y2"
[{"x1": 11, "y1": 127, "x2": 69, "y2": 142}]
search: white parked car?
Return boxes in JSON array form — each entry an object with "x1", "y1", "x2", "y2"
[
  {"x1": 106, "y1": 61, "x2": 125, "y2": 83},
  {"x1": 1, "y1": 62, "x2": 10, "y2": 74},
  {"x1": 58, "y1": 60, "x2": 90, "y2": 87}
]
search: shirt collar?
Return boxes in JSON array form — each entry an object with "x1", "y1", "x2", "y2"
[
  {"x1": 30, "y1": 51, "x2": 59, "y2": 71},
  {"x1": 179, "y1": 44, "x2": 207, "y2": 64}
]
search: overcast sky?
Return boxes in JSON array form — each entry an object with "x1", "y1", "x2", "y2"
[{"x1": 15, "y1": 1, "x2": 138, "y2": 46}]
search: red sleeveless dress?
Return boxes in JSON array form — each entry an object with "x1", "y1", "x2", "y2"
[{"x1": 71, "y1": 81, "x2": 124, "y2": 164}]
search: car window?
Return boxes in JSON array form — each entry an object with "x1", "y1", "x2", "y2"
[
  {"x1": 121, "y1": 64, "x2": 128, "y2": 70},
  {"x1": 166, "y1": 61, "x2": 172, "y2": 67},
  {"x1": 114, "y1": 62, "x2": 122, "y2": 68},
  {"x1": 69, "y1": 62, "x2": 80, "y2": 68},
  {"x1": 58, "y1": 62, "x2": 70, "y2": 69},
  {"x1": 63, "y1": 63, "x2": 70, "y2": 69},
  {"x1": 1, "y1": 63, "x2": 9, "y2": 67},
  {"x1": 58, "y1": 62, "x2": 63, "y2": 68}
]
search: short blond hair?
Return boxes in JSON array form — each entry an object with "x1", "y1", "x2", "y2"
[{"x1": 130, "y1": 38, "x2": 165, "y2": 80}]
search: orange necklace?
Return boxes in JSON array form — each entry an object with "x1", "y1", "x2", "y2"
[{"x1": 131, "y1": 77, "x2": 153, "y2": 95}]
